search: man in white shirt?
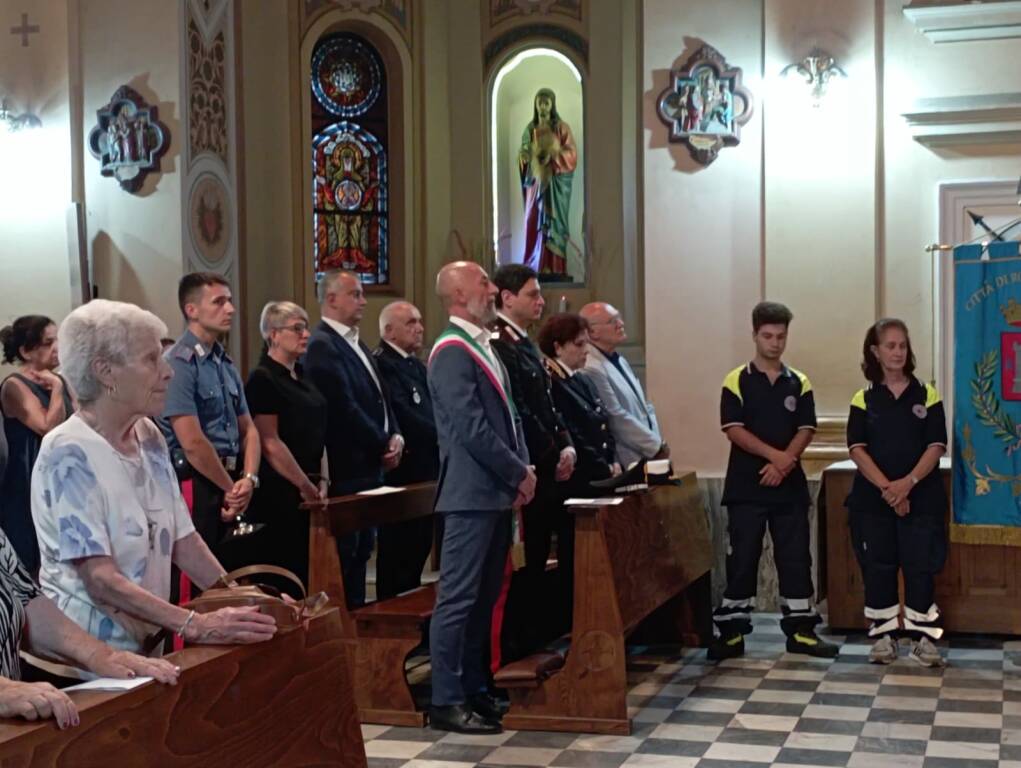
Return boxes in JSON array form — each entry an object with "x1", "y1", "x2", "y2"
[{"x1": 305, "y1": 270, "x2": 404, "y2": 607}]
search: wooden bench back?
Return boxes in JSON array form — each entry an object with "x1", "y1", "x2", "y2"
[
  {"x1": 570, "y1": 475, "x2": 713, "y2": 637},
  {"x1": 0, "y1": 609, "x2": 365, "y2": 767},
  {"x1": 305, "y1": 483, "x2": 437, "y2": 621}
]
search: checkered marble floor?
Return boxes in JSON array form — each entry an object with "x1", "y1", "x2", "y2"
[{"x1": 362, "y1": 614, "x2": 1021, "y2": 768}]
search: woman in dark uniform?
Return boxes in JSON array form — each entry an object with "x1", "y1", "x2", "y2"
[
  {"x1": 0, "y1": 316, "x2": 74, "y2": 574},
  {"x1": 538, "y1": 313, "x2": 621, "y2": 492},
  {"x1": 846, "y1": 318, "x2": 947, "y2": 667},
  {"x1": 537, "y1": 314, "x2": 621, "y2": 637},
  {"x1": 243, "y1": 302, "x2": 328, "y2": 591}
]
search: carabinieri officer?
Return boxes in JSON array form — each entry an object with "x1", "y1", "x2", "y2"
[
  {"x1": 711, "y1": 301, "x2": 837, "y2": 661},
  {"x1": 159, "y1": 273, "x2": 261, "y2": 569},
  {"x1": 847, "y1": 318, "x2": 947, "y2": 667}
]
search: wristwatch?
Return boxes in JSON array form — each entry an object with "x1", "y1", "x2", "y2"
[{"x1": 243, "y1": 472, "x2": 260, "y2": 489}]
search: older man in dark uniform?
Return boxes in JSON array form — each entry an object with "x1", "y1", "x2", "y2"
[
  {"x1": 491, "y1": 264, "x2": 575, "y2": 662},
  {"x1": 373, "y1": 300, "x2": 439, "y2": 600},
  {"x1": 159, "y1": 272, "x2": 261, "y2": 573}
]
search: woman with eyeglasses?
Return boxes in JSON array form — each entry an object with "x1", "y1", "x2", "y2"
[{"x1": 242, "y1": 302, "x2": 328, "y2": 590}]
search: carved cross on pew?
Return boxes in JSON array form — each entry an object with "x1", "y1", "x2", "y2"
[
  {"x1": 10, "y1": 13, "x2": 39, "y2": 47},
  {"x1": 578, "y1": 630, "x2": 616, "y2": 673}
]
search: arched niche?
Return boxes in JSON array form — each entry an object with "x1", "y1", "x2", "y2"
[
  {"x1": 299, "y1": 11, "x2": 413, "y2": 301},
  {"x1": 489, "y1": 46, "x2": 587, "y2": 285}
]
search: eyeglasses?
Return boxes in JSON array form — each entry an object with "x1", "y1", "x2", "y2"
[{"x1": 277, "y1": 322, "x2": 309, "y2": 334}]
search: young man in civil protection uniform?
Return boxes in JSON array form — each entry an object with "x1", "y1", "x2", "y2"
[{"x1": 710, "y1": 301, "x2": 838, "y2": 660}]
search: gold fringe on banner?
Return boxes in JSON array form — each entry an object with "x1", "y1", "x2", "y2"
[{"x1": 949, "y1": 521, "x2": 1021, "y2": 547}]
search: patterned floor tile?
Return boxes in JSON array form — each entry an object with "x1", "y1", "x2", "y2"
[{"x1": 359, "y1": 614, "x2": 1018, "y2": 767}]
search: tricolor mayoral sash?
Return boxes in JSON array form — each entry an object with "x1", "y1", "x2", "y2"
[
  {"x1": 953, "y1": 240, "x2": 1021, "y2": 545},
  {"x1": 429, "y1": 322, "x2": 518, "y2": 428},
  {"x1": 430, "y1": 322, "x2": 526, "y2": 561}
]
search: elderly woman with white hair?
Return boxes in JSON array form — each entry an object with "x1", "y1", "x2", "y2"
[
  {"x1": 31, "y1": 300, "x2": 277, "y2": 653},
  {"x1": 242, "y1": 301, "x2": 327, "y2": 588}
]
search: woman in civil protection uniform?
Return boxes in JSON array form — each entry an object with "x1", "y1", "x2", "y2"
[{"x1": 846, "y1": 318, "x2": 948, "y2": 667}]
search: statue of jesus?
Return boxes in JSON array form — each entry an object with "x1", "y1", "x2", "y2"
[{"x1": 518, "y1": 88, "x2": 577, "y2": 276}]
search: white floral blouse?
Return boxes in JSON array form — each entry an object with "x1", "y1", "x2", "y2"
[{"x1": 31, "y1": 415, "x2": 195, "y2": 652}]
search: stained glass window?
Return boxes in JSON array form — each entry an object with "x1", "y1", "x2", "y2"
[{"x1": 311, "y1": 33, "x2": 389, "y2": 285}]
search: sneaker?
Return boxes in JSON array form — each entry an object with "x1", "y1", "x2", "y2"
[
  {"x1": 707, "y1": 633, "x2": 744, "y2": 661},
  {"x1": 868, "y1": 634, "x2": 897, "y2": 665},
  {"x1": 785, "y1": 630, "x2": 839, "y2": 658},
  {"x1": 909, "y1": 636, "x2": 946, "y2": 668}
]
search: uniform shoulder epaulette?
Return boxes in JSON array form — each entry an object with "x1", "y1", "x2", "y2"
[
  {"x1": 544, "y1": 357, "x2": 567, "y2": 381},
  {"x1": 850, "y1": 388, "x2": 867, "y2": 410},
  {"x1": 170, "y1": 342, "x2": 196, "y2": 362},
  {"x1": 922, "y1": 380, "x2": 941, "y2": 407},
  {"x1": 497, "y1": 319, "x2": 524, "y2": 343},
  {"x1": 722, "y1": 365, "x2": 745, "y2": 402},
  {"x1": 788, "y1": 366, "x2": 812, "y2": 395}
]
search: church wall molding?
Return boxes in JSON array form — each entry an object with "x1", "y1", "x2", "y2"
[
  {"x1": 483, "y1": 24, "x2": 588, "y2": 74},
  {"x1": 903, "y1": 1, "x2": 1021, "y2": 44},
  {"x1": 179, "y1": 0, "x2": 247, "y2": 367},
  {"x1": 902, "y1": 92, "x2": 1021, "y2": 147}
]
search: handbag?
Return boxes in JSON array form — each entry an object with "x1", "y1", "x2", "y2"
[
  {"x1": 144, "y1": 565, "x2": 329, "y2": 653},
  {"x1": 183, "y1": 564, "x2": 328, "y2": 630}
]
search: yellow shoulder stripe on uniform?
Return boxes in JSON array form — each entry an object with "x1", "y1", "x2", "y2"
[
  {"x1": 924, "y1": 382, "x2": 941, "y2": 408},
  {"x1": 790, "y1": 367, "x2": 812, "y2": 396},
  {"x1": 850, "y1": 388, "x2": 867, "y2": 410},
  {"x1": 722, "y1": 366, "x2": 744, "y2": 404}
]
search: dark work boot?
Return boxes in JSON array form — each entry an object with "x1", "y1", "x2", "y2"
[
  {"x1": 785, "y1": 629, "x2": 839, "y2": 658},
  {"x1": 707, "y1": 633, "x2": 745, "y2": 662}
]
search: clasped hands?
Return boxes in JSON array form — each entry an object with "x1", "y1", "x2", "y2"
[
  {"x1": 759, "y1": 449, "x2": 798, "y2": 487},
  {"x1": 515, "y1": 466, "x2": 538, "y2": 509},
  {"x1": 382, "y1": 434, "x2": 404, "y2": 472},
  {"x1": 880, "y1": 476, "x2": 914, "y2": 517},
  {"x1": 554, "y1": 447, "x2": 576, "y2": 482},
  {"x1": 220, "y1": 475, "x2": 255, "y2": 522}
]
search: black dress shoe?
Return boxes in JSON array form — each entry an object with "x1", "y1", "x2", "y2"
[
  {"x1": 469, "y1": 692, "x2": 509, "y2": 722},
  {"x1": 429, "y1": 703, "x2": 502, "y2": 734}
]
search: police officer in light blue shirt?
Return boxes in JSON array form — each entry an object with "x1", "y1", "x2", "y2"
[{"x1": 158, "y1": 272, "x2": 261, "y2": 566}]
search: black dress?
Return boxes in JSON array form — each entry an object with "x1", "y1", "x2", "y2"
[
  {"x1": 243, "y1": 353, "x2": 328, "y2": 589},
  {"x1": 0, "y1": 373, "x2": 73, "y2": 574}
]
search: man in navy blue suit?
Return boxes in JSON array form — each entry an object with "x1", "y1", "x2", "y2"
[
  {"x1": 427, "y1": 261, "x2": 535, "y2": 734},
  {"x1": 305, "y1": 270, "x2": 404, "y2": 608}
]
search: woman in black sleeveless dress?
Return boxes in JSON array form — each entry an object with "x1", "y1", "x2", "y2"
[
  {"x1": 243, "y1": 302, "x2": 328, "y2": 591},
  {"x1": 0, "y1": 317, "x2": 74, "y2": 573}
]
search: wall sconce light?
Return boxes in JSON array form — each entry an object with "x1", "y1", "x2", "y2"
[
  {"x1": 0, "y1": 98, "x2": 42, "y2": 132},
  {"x1": 780, "y1": 49, "x2": 847, "y2": 103}
]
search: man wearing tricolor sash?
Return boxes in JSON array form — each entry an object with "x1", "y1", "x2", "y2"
[{"x1": 427, "y1": 261, "x2": 535, "y2": 735}]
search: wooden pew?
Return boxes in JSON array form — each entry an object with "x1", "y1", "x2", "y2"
[
  {"x1": 306, "y1": 483, "x2": 437, "y2": 726},
  {"x1": 494, "y1": 474, "x2": 713, "y2": 735},
  {"x1": 0, "y1": 608, "x2": 365, "y2": 767}
]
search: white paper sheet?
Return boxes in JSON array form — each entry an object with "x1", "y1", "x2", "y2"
[
  {"x1": 63, "y1": 676, "x2": 153, "y2": 693},
  {"x1": 563, "y1": 497, "x2": 625, "y2": 507},
  {"x1": 356, "y1": 486, "x2": 406, "y2": 496}
]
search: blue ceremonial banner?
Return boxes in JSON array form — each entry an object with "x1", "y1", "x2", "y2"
[{"x1": 953, "y1": 240, "x2": 1021, "y2": 546}]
